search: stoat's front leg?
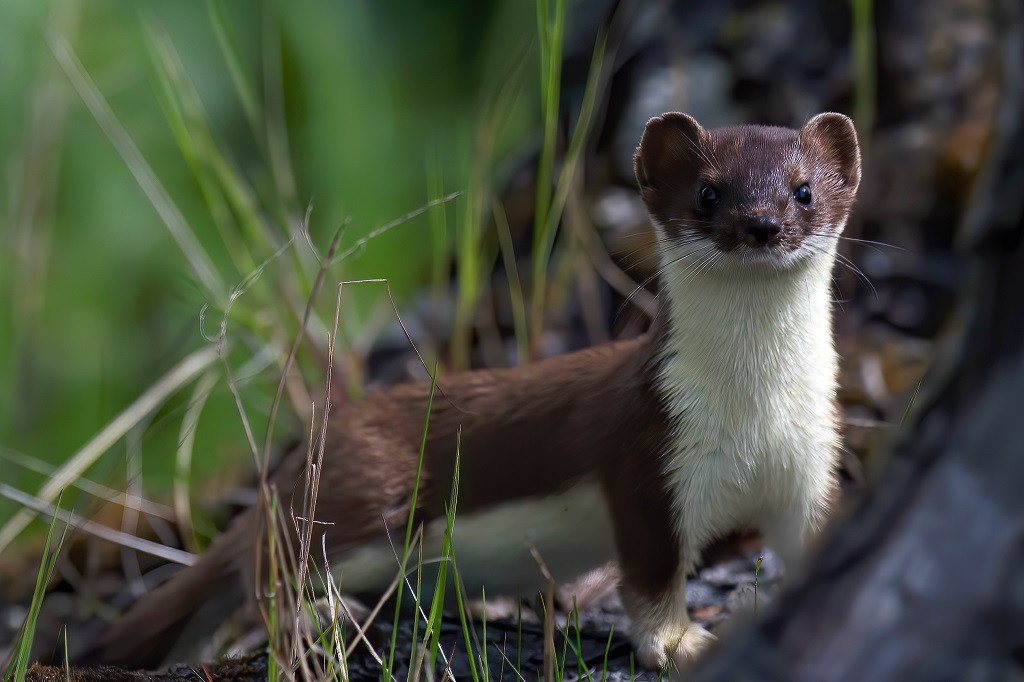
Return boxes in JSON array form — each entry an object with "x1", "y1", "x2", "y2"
[
  {"x1": 602, "y1": 468, "x2": 716, "y2": 675},
  {"x1": 620, "y1": 571, "x2": 717, "y2": 673}
]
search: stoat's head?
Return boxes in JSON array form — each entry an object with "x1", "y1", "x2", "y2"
[{"x1": 634, "y1": 112, "x2": 861, "y2": 273}]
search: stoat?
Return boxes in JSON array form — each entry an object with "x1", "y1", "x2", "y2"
[{"x1": 87, "y1": 112, "x2": 861, "y2": 673}]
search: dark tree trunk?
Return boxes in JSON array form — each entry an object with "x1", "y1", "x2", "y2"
[{"x1": 688, "y1": 1, "x2": 1024, "y2": 680}]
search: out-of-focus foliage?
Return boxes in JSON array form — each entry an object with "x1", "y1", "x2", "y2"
[{"x1": 0, "y1": 0, "x2": 544, "y2": 534}]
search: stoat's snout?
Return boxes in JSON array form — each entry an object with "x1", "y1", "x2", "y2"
[{"x1": 740, "y1": 215, "x2": 783, "y2": 247}]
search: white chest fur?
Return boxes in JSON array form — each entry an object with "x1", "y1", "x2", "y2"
[{"x1": 656, "y1": 248, "x2": 841, "y2": 570}]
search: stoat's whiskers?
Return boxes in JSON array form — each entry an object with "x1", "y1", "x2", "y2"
[
  {"x1": 802, "y1": 240, "x2": 878, "y2": 300},
  {"x1": 618, "y1": 237, "x2": 715, "y2": 318}
]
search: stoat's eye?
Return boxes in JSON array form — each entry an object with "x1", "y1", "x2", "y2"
[
  {"x1": 794, "y1": 184, "x2": 813, "y2": 206},
  {"x1": 696, "y1": 185, "x2": 720, "y2": 212}
]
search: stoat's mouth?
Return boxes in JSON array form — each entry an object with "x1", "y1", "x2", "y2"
[
  {"x1": 728, "y1": 240, "x2": 829, "y2": 272},
  {"x1": 700, "y1": 238, "x2": 832, "y2": 275},
  {"x1": 657, "y1": 228, "x2": 836, "y2": 280},
  {"x1": 737, "y1": 244, "x2": 788, "y2": 263}
]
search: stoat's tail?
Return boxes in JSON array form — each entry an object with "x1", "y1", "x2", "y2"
[{"x1": 79, "y1": 514, "x2": 252, "y2": 670}]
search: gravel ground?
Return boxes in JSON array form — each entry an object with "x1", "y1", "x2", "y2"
[{"x1": 341, "y1": 549, "x2": 783, "y2": 681}]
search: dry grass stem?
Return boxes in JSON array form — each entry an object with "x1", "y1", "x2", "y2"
[{"x1": 0, "y1": 345, "x2": 219, "y2": 553}]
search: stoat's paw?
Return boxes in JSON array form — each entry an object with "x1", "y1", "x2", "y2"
[{"x1": 633, "y1": 622, "x2": 717, "y2": 675}]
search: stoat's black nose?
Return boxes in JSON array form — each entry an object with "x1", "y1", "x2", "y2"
[{"x1": 742, "y1": 216, "x2": 782, "y2": 246}]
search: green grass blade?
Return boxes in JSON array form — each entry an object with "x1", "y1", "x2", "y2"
[
  {"x1": 602, "y1": 626, "x2": 614, "y2": 682},
  {"x1": 333, "y1": 192, "x2": 462, "y2": 265},
  {"x1": 45, "y1": 28, "x2": 226, "y2": 305},
  {"x1": 427, "y1": 155, "x2": 450, "y2": 298},
  {"x1": 493, "y1": 199, "x2": 530, "y2": 365},
  {"x1": 141, "y1": 20, "x2": 256, "y2": 278},
  {"x1": 517, "y1": 599, "x2": 523, "y2": 677},
  {"x1": 259, "y1": 0, "x2": 299, "y2": 212},
  {"x1": 543, "y1": 29, "x2": 608, "y2": 249},
  {"x1": 451, "y1": 155, "x2": 492, "y2": 369},
  {"x1": 573, "y1": 604, "x2": 593, "y2": 681},
  {"x1": 263, "y1": 490, "x2": 284, "y2": 682},
  {"x1": 529, "y1": 4, "x2": 612, "y2": 359},
  {"x1": 557, "y1": 602, "x2": 570, "y2": 682},
  {"x1": 424, "y1": 428, "x2": 462, "y2": 673},
  {"x1": 175, "y1": 369, "x2": 221, "y2": 553},
  {"x1": 142, "y1": 17, "x2": 275, "y2": 259},
  {"x1": 210, "y1": 0, "x2": 296, "y2": 227},
  {"x1": 4, "y1": 491, "x2": 68, "y2": 682},
  {"x1": 452, "y1": 565, "x2": 482, "y2": 682},
  {"x1": 386, "y1": 366, "x2": 438, "y2": 680},
  {"x1": 480, "y1": 589, "x2": 489, "y2": 678},
  {"x1": 206, "y1": 0, "x2": 263, "y2": 142},
  {"x1": 851, "y1": 0, "x2": 876, "y2": 151},
  {"x1": 529, "y1": 0, "x2": 567, "y2": 353},
  {"x1": 900, "y1": 381, "x2": 923, "y2": 427}
]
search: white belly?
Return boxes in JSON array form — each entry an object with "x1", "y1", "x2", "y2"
[{"x1": 332, "y1": 480, "x2": 616, "y2": 601}]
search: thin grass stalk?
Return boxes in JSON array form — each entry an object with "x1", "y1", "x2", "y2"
[
  {"x1": 340, "y1": 534, "x2": 419, "y2": 663},
  {"x1": 3, "y1": 492, "x2": 68, "y2": 682},
  {"x1": 0, "y1": 483, "x2": 195, "y2": 565},
  {"x1": 385, "y1": 369, "x2": 438, "y2": 680},
  {"x1": 529, "y1": 546, "x2": 557, "y2": 682},
  {"x1": 540, "y1": 592, "x2": 555, "y2": 682},
  {"x1": 45, "y1": 29, "x2": 226, "y2": 304},
  {"x1": 424, "y1": 428, "x2": 462, "y2": 675},
  {"x1": 408, "y1": 532, "x2": 426, "y2": 682},
  {"x1": 209, "y1": 239, "x2": 298, "y2": 477},
  {"x1": 531, "y1": 22, "x2": 612, "y2": 361},
  {"x1": 332, "y1": 193, "x2": 462, "y2": 265},
  {"x1": 901, "y1": 382, "x2": 923, "y2": 427},
  {"x1": 542, "y1": 29, "x2": 608, "y2": 248},
  {"x1": 266, "y1": 493, "x2": 282, "y2": 682},
  {"x1": 517, "y1": 600, "x2": 523, "y2": 678},
  {"x1": 175, "y1": 369, "x2": 221, "y2": 553},
  {"x1": 143, "y1": 18, "x2": 277, "y2": 255},
  {"x1": 566, "y1": 602, "x2": 598, "y2": 682},
  {"x1": 427, "y1": 156, "x2": 450, "y2": 298},
  {"x1": 493, "y1": 199, "x2": 530, "y2": 365},
  {"x1": 320, "y1": 541, "x2": 350, "y2": 681},
  {"x1": 754, "y1": 555, "x2": 763, "y2": 612},
  {"x1": 451, "y1": 133, "x2": 492, "y2": 370},
  {"x1": 557, "y1": 602, "x2": 570, "y2": 682},
  {"x1": 852, "y1": 0, "x2": 876, "y2": 153},
  {"x1": 263, "y1": 220, "x2": 346, "y2": 472},
  {"x1": 143, "y1": 35, "x2": 255, "y2": 279},
  {"x1": 292, "y1": 383, "x2": 331, "y2": 666},
  {"x1": 0, "y1": 345, "x2": 219, "y2": 552},
  {"x1": 259, "y1": 0, "x2": 299, "y2": 211},
  {"x1": 601, "y1": 627, "x2": 614, "y2": 682},
  {"x1": 0, "y1": 447, "x2": 176, "y2": 521},
  {"x1": 62, "y1": 627, "x2": 70, "y2": 680},
  {"x1": 452, "y1": 567, "x2": 482, "y2": 682},
  {"x1": 529, "y1": 0, "x2": 567, "y2": 356},
  {"x1": 206, "y1": 0, "x2": 264, "y2": 149}
]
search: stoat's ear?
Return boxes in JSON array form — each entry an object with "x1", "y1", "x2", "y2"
[
  {"x1": 634, "y1": 112, "x2": 709, "y2": 193},
  {"x1": 801, "y1": 112, "x2": 862, "y2": 195}
]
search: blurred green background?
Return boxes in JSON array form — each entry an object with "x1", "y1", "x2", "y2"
[{"x1": 0, "y1": 0, "x2": 557, "y2": 542}]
